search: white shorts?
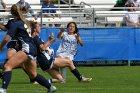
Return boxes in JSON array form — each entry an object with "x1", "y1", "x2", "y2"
[{"x1": 57, "y1": 52, "x2": 74, "y2": 61}]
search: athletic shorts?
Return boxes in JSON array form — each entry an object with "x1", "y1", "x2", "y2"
[
  {"x1": 7, "y1": 40, "x2": 21, "y2": 51},
  {"x1": 57, "y1": 52, "x2": 74, "y2": 61},
  {"x1": 37, "y1": 53, "x2": 54, "y2": 71},
  {"x1": 20, "y1": 40, "x2": 37, "y2": 60}
]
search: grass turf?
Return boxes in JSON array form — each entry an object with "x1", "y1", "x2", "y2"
[{"x1": 0, "y1": 66, "x2": 140, "y2": 93}]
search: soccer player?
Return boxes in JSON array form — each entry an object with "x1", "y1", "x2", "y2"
[
  {"x1": 56, "y1": 22, "x2": 83, "y2": 80},
  {"x1": 0, "y1": 4, "x2": 56, "y2": 93}
]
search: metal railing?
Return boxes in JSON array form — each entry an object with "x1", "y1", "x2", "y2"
[{"x1": 1, "y1": 4, "x2": 140, "y2": 28}]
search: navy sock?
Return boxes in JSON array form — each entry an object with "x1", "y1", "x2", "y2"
[
  {"x1": 71, "y1": 69, "x2": 82, "y2": 81},
  {"x1": 2, "y1": 71, "x2": 12, "y2": 89},
  {"x1": 34, "y1": 74, "x2": 51, "y2": 89}
]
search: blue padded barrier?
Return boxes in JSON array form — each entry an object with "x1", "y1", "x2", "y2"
[{"x1": 1, "y1": 27, "x2": 140, "y2": 63}]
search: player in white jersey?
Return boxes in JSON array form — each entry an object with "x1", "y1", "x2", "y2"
[{"x1": 56, "y1": 22, "x2": 83, "y2": 81}]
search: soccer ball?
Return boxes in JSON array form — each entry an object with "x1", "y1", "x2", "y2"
[{"x1": 45, "y1": 47, "x2": 54, "y2": 56}]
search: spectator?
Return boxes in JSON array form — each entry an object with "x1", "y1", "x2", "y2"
[
  {"x1": 111, "y1": 0, "x2": 128, "y2": 11},
  {"x1": 0, "y1": 0, "x2": 6, "y2": 12},
  {"x1": 124, "y1": 2, "x2": 140, "y2": 27},
  {"x1": 42, "y1": 0, "x2": 60, "y2": 27},
  {"x1": 125, "y1": 0, "x2": 140, "y2": 7},
  {"x1": 17, "y1": 0, "x2": 37, "y2": 20},
  {"x1": 42, "y1": 0, "x2": 57, "y2": 17}
]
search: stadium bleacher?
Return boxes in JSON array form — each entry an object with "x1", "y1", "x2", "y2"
[
  {"x1": 1, "y1": 0, "x2": 139, "y2": 27},
  {"x1": 0, "y1": 0, "x2": 74, "y2": 27},
  {"x1": 4, "y1": 0, "x2": 40, "y2": 5},
  {"x1": 73, "y1": 0, "x2": 117, "y2": 8},
  {"x1": 27, "y1": 17, "x2": 73, "y2": 27}
]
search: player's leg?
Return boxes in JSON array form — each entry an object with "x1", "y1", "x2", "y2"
[
  {"x1": 23, "y1": 60, "x2": 56, "y2": 92},
  {"x1": 47, "y1": 68, "x2": 65, "y2": 83},
  {"x1": 53, "y1": 58, "x2": 92, "y2": 82},
  {"x1": 0, "y1": 51, "x2": 29, "y2": 92}
]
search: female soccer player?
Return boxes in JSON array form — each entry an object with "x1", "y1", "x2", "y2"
[
  {"x1": 56, "y1": 22, "x2": 83, "y2": 80},
  {"x1": 0, "y1": 4, "x2": 56, "y2": 93}
]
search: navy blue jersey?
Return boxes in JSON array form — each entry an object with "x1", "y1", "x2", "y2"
[
  {"x1": 33, "y1": 35, "x2": 44, "y2": 54},
  {"x1": 4, "y1": 19, "x2": 20, "y2": 50},
  {"x1": 6, "y1": 19, "x2": 37, "y2": 59},
  {"x1": 33, "y1": 35, "x2": 53, "y2": 70},
  {"x1": 7, "y1": 19, "x2": 32, "y2": 42},
  {"x1": 5, "y1": 19, "x2": 11, "y2": 29}
]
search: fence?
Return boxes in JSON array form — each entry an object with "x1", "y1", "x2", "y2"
[{"x1": 1, "y1": 27, "x2": 140, "y2": 65}]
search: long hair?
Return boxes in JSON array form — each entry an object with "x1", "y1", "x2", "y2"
[
  {"x1": 29, "y1": 21, "x2": 38, "y2": 34},
  {"x1": 11, "y1": 4, "x2": 30, "y2": 30},
  {"x1": 67, "y1": 22, "x2": 78, "y2": 34}
]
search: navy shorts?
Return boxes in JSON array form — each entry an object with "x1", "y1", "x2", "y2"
[
  {"x1": 7, "y1": 40, "x2": 21, "y2": 51},
  {"x1": 37, "y1": 53, "x2": 53, "y2": 71}
]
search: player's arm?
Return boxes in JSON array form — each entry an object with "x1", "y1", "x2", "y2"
[
  {"x1": 57, "y1": 28, "x2": 64, "y2": 38},
  {"x1": 0, "y1": 34, "x2": 11, "y2": 51},
  {"x1": 40, "y1": 33, "x2": 56, "y2": 51},
  {"x1": 76, "y1": 33, "x2": 83, "y2": 46},
  {"x1": 0, "y1": 25, "x2": 8, "y2": 31}
]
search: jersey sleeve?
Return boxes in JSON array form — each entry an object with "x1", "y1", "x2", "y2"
[
  {"x1": 6, "y1": 20, "x2": 18, "y2": 37},
  {"x1": 5, "y1": 20, "x2": 12, "y2": 29},
  {"x1": 33, "y1": 35, "x2": 44, "y2": 47}
]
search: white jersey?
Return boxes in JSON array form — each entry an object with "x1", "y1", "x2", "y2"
[
  {"x1": 125, "y1": 12, "x2": 139, "y2": 25},
  {"x1": 56, "y1": 32, "x2": 78, "y2": 60}
]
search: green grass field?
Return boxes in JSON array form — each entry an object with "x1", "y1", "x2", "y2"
[{"x1": 1, "y1": 66, "x2": 140, "y2": 93}]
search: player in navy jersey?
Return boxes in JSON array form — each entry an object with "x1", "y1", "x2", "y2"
[
  {"x1": 0, "y1": 4, "x2": 56, "y2": 93},
  {"x1": 30, "y1": 21, "x2": 92, "y2": 83}
]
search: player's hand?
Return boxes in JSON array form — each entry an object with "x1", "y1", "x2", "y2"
[
  {"x1": 60, "y1": 25, "x2": 65, "y2": 32},
  {"x1": 50, "y1": 38, "x2": 57, "y2": 44},
  {"x1": 48, "y1": 33, "x2": 54, "y2": 40},
  {"x1": 75, "y1": 32, "x2": 80, "y2": 40}
]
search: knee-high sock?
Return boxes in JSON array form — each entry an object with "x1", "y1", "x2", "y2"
[
  {"x1": 34, "y1": 74, "x2": 51, "y2": 89},
  {"x1": 2, "y1": 71, "x2": 12, "y2": 89},
  {"x1": 71, "y1": 69, "x2": 82, "y2": 81}
]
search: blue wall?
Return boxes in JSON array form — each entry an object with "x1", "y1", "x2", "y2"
[{"x1": 1, "y1": 27, "x2": 140, "y2": 63}]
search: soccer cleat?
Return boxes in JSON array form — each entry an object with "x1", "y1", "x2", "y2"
[
  {"x1": 0, "y1": 88, "x2": 6, "y2": 93},
  {"x1": 47, "y1": 85, "x2": 57, "y2": 93},
  {"x1": 30, "y1": 79, "x2": 38, "y2": 84},
  {"x1": 32, "y1": 81, "x2": 38, "y2": 84},
  {"x1": 80, "y1": 76, "x2": 92, "y2": 82}
]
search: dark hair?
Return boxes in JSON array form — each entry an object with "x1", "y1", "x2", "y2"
[
  {"x1": 29, "y1": 21, "x2": 38, "y2": 34},
  {"x1": 127, "y1": 3, "x2": 135, "y2": 11},
  {"x1": 67, "y1": 22, "x2": 78, "y2": 34}
]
